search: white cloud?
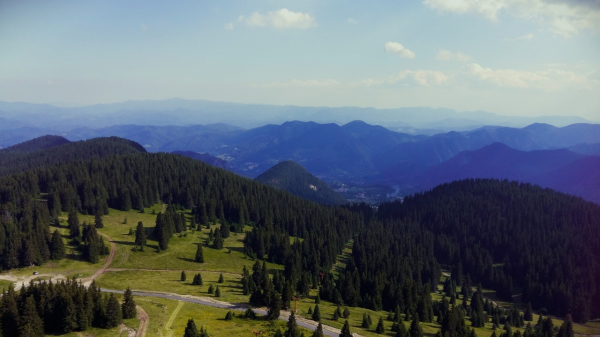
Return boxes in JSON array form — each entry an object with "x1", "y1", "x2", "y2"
[
  {"x1": 384, "y1": 42, "x2": 416, "y2": 59},
  {"x1": 435, "y1": 49, "x2": 471, "y2": 62},
  {"x1": 224, "y1": 22, "x2": 234, "y2": 30},
  {"x1": 517, "y1": 33, "x2": 534, "y2": 40},
  {"x1": 141, "y1": 24, "x2": 148, "y2": 30},
  {"x1": 348, "y1": 18, "x2": 358, "y2": 24},
  {"x1": 423, "y1": 0, "x2": 600, "y2": 37},
  {"x1": 391, "y1": 70, "x2": 449, "y2": 86},
  {"x1": 467, "y1": 63, "x2": 595, "y2": 89},
  {"x1": 238, "y1": 9, "x2": 317, "y2": 29}
]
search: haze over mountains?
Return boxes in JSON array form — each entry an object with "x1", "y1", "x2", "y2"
[{"x1": 1, "y1": 99, "x2": 599, "y2": 204}]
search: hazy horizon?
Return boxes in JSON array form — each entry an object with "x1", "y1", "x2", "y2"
[{"x1": 1, "y1": 0, "x2": 599, "y2": 121}]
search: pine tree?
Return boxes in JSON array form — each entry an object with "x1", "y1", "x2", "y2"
[
  {"x1": 195, "y1": 244, "x2": 204, "y2": 263},
  {"x1": 267, "y1": 292, "x2": 282, "y2": 321},
  {"x1": 340, "y1": 320, "x2": 352, "y2": 337},
  {"x1": 343, "y1": 307, "x2": 350, "y2": 319},
  {"x1": 213, "y1": 229, "x2": 224, "y2": 249},
  {"x1": 122, "y1": 287, "x2": 137, "y2": 319},
  {"x1": 524, "y1": 303, "x2": 533, "y2": 321},
  {"x1": 225, "y1": 311, "x2": 234, "y2": 321},
  {"x1": 18, "y1": 296, "x2": 44, "y2": 337},
  {"x1": 362, "y1": 313, "x2": 371, "y2": 328},
  {"x1": 312, "y1": 322, "x2": 325, "y2": 337},
  {"x1": 106, "y1": 293, "x2": 123, "y2": 328},
  {"x1": 181, "y1": 271, "x2": 187, "y2": 282},
  {"x1": 50, "y1": 229, "x2": 66, "y2": 260},
  {"x1": 184, "y1": 319, "x2": 199, "y2": 337},
  {"x1": 94, "y1": 212, "x2": 104, "y2": 228},
  {"x1": 376, "y1": 317, "x2": 385, "y2": 334},
  {"x1": 396, "y1": 320, "x2": 408, "y2": 337},
  {"x1": 218, "y1": 273, "x2": 224, "y2": 283},
  {"x1": 68, "y1": 210, "x2": 80, "y2": 239},
  {"x1": 312, "y1": 304, "x2": 321, "y2": 321},
  {"x1": 409, "y1": 317, "x2": 423, "y2": 337},
  {"x1": 215, "y1": 286, "x2": 221, "y2": 297},
  {"x1": 135, "y1": 221, "x2": 146, "y2": 250},
  {"x1": 208, "y1": 284, "x2": 214, "y2": 294},
  {"x1": 284, "y1": 311, "x2": 301, "y2": 337},
  {"x1": 243, "y1": 308, "x2": 257, "y2": 319},
  {"x1": 192, "y1": 273, "x2": 203, "y2": 285}
]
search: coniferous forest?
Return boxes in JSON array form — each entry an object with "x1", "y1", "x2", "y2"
[{"x1": 0, "y1": 137, "x2": 598, "y2": 336}]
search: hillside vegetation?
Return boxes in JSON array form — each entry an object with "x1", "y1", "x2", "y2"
[{"x1": 255, "y1": 160, "x2": 347, "y2": 205}]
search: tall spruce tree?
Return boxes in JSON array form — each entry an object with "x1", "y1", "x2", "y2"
[
  {"x1": 105, "y1": 294, "x2": 123, "y2": 328},
  {"x1": 409, "y1": 317, "x2": 423, "y2": 337},
  {"x1": 267, "y1": 292, "x2": 282, "y2": 321},
  {"x1": 135, "y1": 221, "x2": 146, "y2": 249},
  {"x1": 18, "y1": 296, "x2": 44, "y2": 337},
  {"x1": 340, "y1": 320, "x2": 352, "y2": 337},
  {"x1": 50, "y1": 229, "x2": 66, "y2": 260},
  {"x1": 184, "y1": 319, "x2": 199, "y2": 337},
  {"x1": 284, "y1": 311, "x2": 301, "y2": 337},
  {"x1": 94, "y1": 212, "x2": 104, "y2": 228},
  {"x1": 376, "y1": 317, "x2": 385, "y2": 334},
  {"x1": 195, "y1": 243, "x2": 204, "y2": 263},
  {"x1": 312, "y1": 304, "x2": 321, "y2": 321},
  {"x1": 312, "y1": 322, "x2": 324, "y2": 337},
  {"x1": 212, "y1": 229, "x2": 224, "y2": 249},
  {"x1": 122, "y1": 287, "x2": 137, "y2": 319}
]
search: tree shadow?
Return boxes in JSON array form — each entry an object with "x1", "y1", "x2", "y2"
[
  {"x1": 112, "y1": 240, "x2": 136, "y2": 247},
  {"x1": 177, "y1": 257, "x2": 198, "y2": 263}
]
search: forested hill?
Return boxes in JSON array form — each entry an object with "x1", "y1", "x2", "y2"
[
  {"x1": 372, "y1": 179, "x2": 600, "y2": 322},
  {"x1": 0, "y1": 136, "x2": 146, "y2": 176},
  {"x1": 255, "y1": 160, "x2": 347, "y2": 205},
  {"x1": 0, "y1": 152, "x2": 361, "y2": 283},
  {"x1": 0, "y1": 135, "x2": 70, "y2": 153}
]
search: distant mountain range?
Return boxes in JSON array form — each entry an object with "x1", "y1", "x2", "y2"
[
  {"x1": 255, "y1": 160, "x2": 347, "y2": 205},
  {"x1": 0, "y1": 98, "x2": 592, "y2": 131},
  {"x1": 171, "y1": 151, "x2": 227, "y2": 169}
]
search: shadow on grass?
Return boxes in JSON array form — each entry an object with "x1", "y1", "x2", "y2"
[{"x1": 112, "y1": 240, "x2": 136, "y2": 247}]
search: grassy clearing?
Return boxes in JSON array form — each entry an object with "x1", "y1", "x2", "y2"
[
  {"x1": 77, "y1": 206, "x2": 283, "y2": 275},
  {"x1": 0, "y1": 279, "x2": 13, "y2": 290},
  {"x1": 170, "y1": 302, "x2": 313, "y2": 337},
  {"x1": 96, "y1": 269, "x2": 249, "y2": 304}
]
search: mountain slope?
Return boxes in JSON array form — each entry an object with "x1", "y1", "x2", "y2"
[
  {"x1": 0, "y1": 135, "x2": 70, "y2": 153},
  {"x1": 171, "y1": 151, "x2": 227, "y2": 168},
  {"x1": 255, "y1": 160, "x2": 347, "y2": 205},
  {"x1": 0, "y1": 136, "x2": 147, "y2": 177},
  {"x1": 402, "y1": 143, "x2": 599, "y2": 203}
]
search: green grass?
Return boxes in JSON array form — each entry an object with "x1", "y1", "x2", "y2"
[
  {"x1": 76, "y1": 206, "x2": 283, "y2": 275},
  {"x1": 0, "y1": 279, "x2": 13, "y2": 290},
  {"x1": 96, "y1": 269, "x2": 249, "y2": 304}
]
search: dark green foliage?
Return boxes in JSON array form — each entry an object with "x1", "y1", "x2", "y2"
[
  {"x1": 312, "y1": 322, "x2": 324, "y2": 337},
  {"x1": 340, "y1": 320, "x2": 352, "y2": 337},
  {"x1": 68, "y1": 209, "x2": 80, "y2": 238},
  {"x1": 312, "y1": 305, "x2": 321, "y2": 321},
  {"x1": 184, "y1": 319, "x2": 199, "y2": 337},
  {"x1": 409, "y1": 317, "x2": 423, "y2": 337},
  {"x1": 284, "y1": 311, "x2": 300, "y2": 337},
  {"x1": 255, "y1": 160, "x2": 347, "y2": 205},
  {"x1": 195, "y1": 244, "x2": 204, "y2": 263},
  {"x1": 135, "y1": 221, "x2": 146, "y2": 249},
  {"x1": 212, "y1": 229, "x2": 224, "y2": 249},
  {"x1": 362, "y1": 313, "x2": 371, "y2": 329},
  {"x1": 375, "y1": 179, "x2": 600, "y2": 322},
  {"x1": 105, "y1": 294, "x2": 123, "y2": 328},
  {"x1": 208, "y1": 284, "x2": 214, "y2": 294},
  {"x1": 94, "y1": 212, "x2": 103, "y2": 228},
  {"x1": 275, "y1": 329, "x2": 283, "y2": 337},
  {"x1": 376, "y1": 317, "x2": 385, "y2": 334},
  {"x1": 225, "y1": 311, "x2": 233, "y2": 321},
  {"x1": 396, "y1": 320, "x2": 408, "y2": 337},
  {"x1": 18, "y1": 295, "x2": 44, "y2": 337},
  {"x1": 82, "y1": 223, "x2": 108, "y2": 263},
  {"x1": 215, "y1": 286, "x2": 221, "y2": 297},
  {"x1": 192, "y1": 273, "x2": 203, "y2": 286},
  {"x1": 243, "y1": 308, "x2": 257, "y2": 319},
  {"x1": 181, "y1": 271, "x2": 186, "y2": 282},
  {"x1": 267, "y1": 292, "x2": 282, "y2": 321},
  {"x1": 122, "y1": 287, "x2": 137, "y2": 319},
  {"x1": 218, "y1": 273, "x2": 224, "y2": 283},
  {"x1": 524, "y1": 303, "x2": 533, "y2": 321},
  {"x1": 557, "y1": 315, "x2": 574, "y2": 337},
  {"x1": 50, "y1": 229, "x2": 66, "y2": 260}
]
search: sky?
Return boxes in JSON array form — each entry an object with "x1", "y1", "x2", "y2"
[{"x1": 0, "y1": 0, "x2": 599, "y2": 120}]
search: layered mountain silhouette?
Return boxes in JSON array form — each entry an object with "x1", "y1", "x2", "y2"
[
  {"x1": 171, "y1": 151, "x2": 227, "y2": 168},
  {"x1": 255, "y1": 160, "x2": 347, "y2": 205}
]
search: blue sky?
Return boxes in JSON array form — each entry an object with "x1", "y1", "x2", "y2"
[{"x1": 0, "y1": 0, "x2": 599, "y2": 119}]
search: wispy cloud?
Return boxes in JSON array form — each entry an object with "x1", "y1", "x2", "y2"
[
  {"x1": 423, "y1": 0, "x2": 600, "y2": 37},
  {"x1": 435, "y1": 49, "x2": 471, "y2": 62},
  {"x1": 348, "y1": 18, "x2": 358, "y2": 24},
  {"x1": 467, "y1": 63, "x2": 596, "y2": 89},
  {"x1": 517, "y1": 33, "x2": 535, "y2": 40},
  {"x1": 224, "y1": 22, "x2": 234, "y2": 30},
  {"x1": 141, "y1": 24, "x2": 148, "y2": 31},
  {"x1": 384, "y1": 42, "x2": 416, "y2": 59},
  {"x1": 238, "y1": 9, "x2": 317, "y2": 29}
]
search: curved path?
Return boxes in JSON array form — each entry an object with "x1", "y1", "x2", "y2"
[
  {"x1": 101, "y1": 288, "x2": 360, "y2": 337},
  {"x1": 82, "y1": 233, "x2": 117, "y2": 286},
  {"x1": 136, "y1": 305, "x2": 149, "y2": 337}
]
